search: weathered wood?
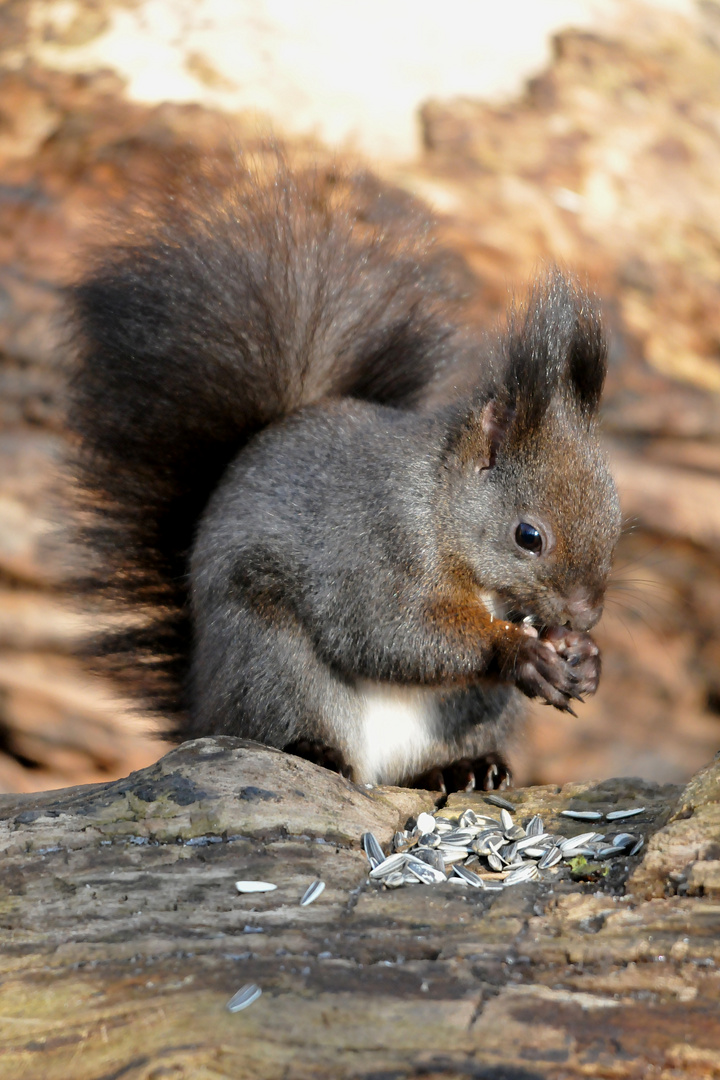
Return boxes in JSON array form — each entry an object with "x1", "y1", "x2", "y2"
[{"x1": 1, "y1": 738, "x2": 718, "y2": 1079}]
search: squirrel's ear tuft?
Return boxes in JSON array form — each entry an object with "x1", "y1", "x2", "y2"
[{"x1": 503, "y1": 270, "x2": 607, "y2": 430}]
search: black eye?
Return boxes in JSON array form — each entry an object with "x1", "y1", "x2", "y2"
[{"x1": 515, "y1": 522, "x2": 543, "y2": 555}]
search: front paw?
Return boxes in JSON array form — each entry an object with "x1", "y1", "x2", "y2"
[
  {"x1": 542, "y1": 626, "x2": 600, "y2": 696},
  {"x1": 511, "y1": 630, "x2": 600, "y2": 712}
]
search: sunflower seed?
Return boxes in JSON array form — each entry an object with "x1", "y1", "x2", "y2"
[
  {"x1": 442, "y1": 829, "x2": 476, "y2": 845},
  {"x1": 406, "y1": 861, "x2": 447, "y2": 884},
  {"x1": 438, "y1": 846, "x2": 470, "y2": 865},
  {"x1": 525, "y1": 814, "x2": 544, "y2": 836},
  {"x1": 504, "y1": 864, "x2": 540, "y2": 885},
  {"x1": 474, "y1": 815, "x2": 506, "y2": 828},
  {"x1": 414, "y1": 848, "x2": 446, "y2": 874},
  {"x1": 629, "y1": 836, "x2": 644, "y2": 856},
  {"x1": 369, "y1": 853, "x2": 407, "y2": 879},
  {"x1": 453, "y1": 864, "x2": 485, "y2": 888},
  {"x1": 500, "y1": 809, "x2": 514, "y2": 831},
  {"x1": 522, "y1": 845, "x2": 550, "y2": 859},
  {"x1": 487, "y1": 851, "x2": 504, "y2": 872},
  {"x1": 227, "y1": 983, "x2": 262, "y2": 1013},
  {"x1": 362, "y1": 832, "x2": 385, "y2": 868},
  {"x1": 611, "y1": 832, "x2": 635, "y2": 849},
  {"x1": 433, "y1": 817, "x2": 453, "y2": 832},
  {"x1": 504, "y1": 824, "x2": 526, "y2": 841},
  {"x1": 416, "y1": 812, "x2": 436, "y2": 834},
  {"x1": 560, "y1": 810, "x2": 603, "y2": 821},
  {"x1": 484, "y1": 794, "x2": 515, "y2": 811},
  {"x1": 538, "y1": 845, "x2": 563, "y2": 869},
  {"x1": 402, "y1": 870, "x2": 422, "y2": 884},
  {"x1": 384, "y1": 871, "x2": 405, "y2": 889},
  {"x1": 606, "y1": 807, "x2": 645, "y2": 821},
  {"x1": 472, "y1": 832, "x2": 504, "y2": 856},
  {"x1": 393, "y1": 831, "x2": 416, "y2": 853},
  {"x1": 417, "y1": 832, "x2": 442, "y2": 849},
  {"x1": 299, "y1": 880, "x2": 325, "y2": 906},
  {"x1": 459, "y1": 809, "x2": 478, "y2": 828},
  {"x1": 235, "y1": 881, "x2": 277, "y2": 894},
  {"x1": 476, "y1": 827, "x2": 505, "y2": 841},
  {"x1": 559, "y1": 832, "x2": 602, "y2": 853},
  {"x1": 516, "y1": 833, "x2": 551, "y2": 851}
]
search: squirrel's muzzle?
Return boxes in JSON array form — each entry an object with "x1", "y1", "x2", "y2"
[{"x1": 564, "y1": 587, "x2": 603, "y2": 632}]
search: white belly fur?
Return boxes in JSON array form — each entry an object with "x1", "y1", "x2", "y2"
[{"x1": 352, "y1": 680, "x2": 439, "y2": 785}]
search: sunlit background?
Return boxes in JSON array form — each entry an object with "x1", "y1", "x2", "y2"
[{"x1": 1, "y1": 0, "x2": 719, "y2": 794}]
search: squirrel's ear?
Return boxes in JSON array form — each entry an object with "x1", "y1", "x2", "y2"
[
  {"x1": 504, "y1": 271, "x2": 607, "y2": 431},
  {"x1": 444, "y1": 398, "x2": 515, "y2": 470}
]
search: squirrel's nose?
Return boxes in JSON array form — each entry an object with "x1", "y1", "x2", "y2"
[{"x1": 564, "y1": 587, "x2": 603, "y2": 632}]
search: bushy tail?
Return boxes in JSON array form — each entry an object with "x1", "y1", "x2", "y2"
[{"x1": 66, "y1": 158, "x2": 468, "y2": 722}]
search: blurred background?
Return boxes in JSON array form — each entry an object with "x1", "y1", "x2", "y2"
[{"x1": 1, "y1": 0, "x2": 719, "y2": 793}]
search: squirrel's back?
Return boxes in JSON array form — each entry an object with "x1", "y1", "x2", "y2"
[{"x1": 66, "y1": 157, "x2": 474, "y2": 721}]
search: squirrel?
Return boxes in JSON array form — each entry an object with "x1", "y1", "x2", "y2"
[{"x1": 66, "y1": 157, "x2": 622, "y2": 795}]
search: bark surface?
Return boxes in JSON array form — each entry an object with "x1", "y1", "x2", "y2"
[{"x1": 1, "y1": 738, "x2": 718, "y2": 1079}]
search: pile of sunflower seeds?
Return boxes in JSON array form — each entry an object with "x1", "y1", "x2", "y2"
[{"x1": 362, "y1": 794, "x2": 645, "y2": 890}]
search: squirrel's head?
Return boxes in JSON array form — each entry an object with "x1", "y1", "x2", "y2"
[{"x1": 440, "y1": 271, "x2": 622, "y2": 633}]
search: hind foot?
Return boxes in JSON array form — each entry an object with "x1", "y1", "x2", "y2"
[
  {"x1": 409, "y1": 753, "x2": 512, "y2": 795},
  {"x1": 285, "y1": 739, "x2": 353, "y2": 779}
]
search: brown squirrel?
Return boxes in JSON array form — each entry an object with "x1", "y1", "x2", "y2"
[{"x1": 66, "y1": 158, "x2": 621, "y2": 794}]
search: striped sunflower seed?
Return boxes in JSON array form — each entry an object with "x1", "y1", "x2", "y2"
[
  {"x1": 417, "y1": 832, "x2": 442, "y2": 849},
  {"x1": 414, "y1": 848, "x2": 446, "y2": 874},
  {"x1": 538, "y1": 845, "x2": 562, "y2": 869},
  {"x1": 515, "y1": 833, "x2": 550, "y2": 851},
  {"x1": 441, "y1": 829, "x2": 476, "y2": 845},
  {"x1": 471, "y1": 834, "x2": 504, "y2": 857},
  {"x1": 606, "y1": 807, "x2": 645, "y2": 821},
  {"x1": 559, "y1": 832, "x2": 602, "y2": 853},
  {"x1": 299, "y1": 880, "x2": 325, "y2": 906},
  {"x1": 560, "y1": 810, "x2": 603, "y2": 821},
  {"x1": 504, "y1": 864, "x2": 539, "y2": 885},
  {"x1": 384, "y1": 871, "x2": 405, "y2": 889},
  {"x1": 453, "y1": 864, "x2": 485, "y2": 888},
  {"x1": 227, "y1": 984, "x2": 262, "y2": 1013},
  {"x1": 369, "y1": 853, "x2": 407, "y2": 879},
  {"x1": 438, "y1": 846, "x2": 470, "y2": 865},
  {"x1": 484, "y1": 794, "x2": 515, "y2": 812},
  {"x1": 525, "y1": 814, "x2": 544, "y2": 836},
  {"x1": 406, "y1": 861, "x2": 447, "y2": 884},
  {"x1": 362, "y1": 832, "x2": 385, "y2": 868}
]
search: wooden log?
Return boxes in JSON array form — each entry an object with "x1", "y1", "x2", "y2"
[{"x1": 0, "y1": 737, "x2": 718, "y2": 1078}]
